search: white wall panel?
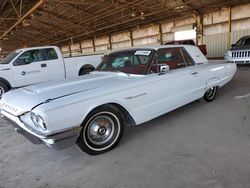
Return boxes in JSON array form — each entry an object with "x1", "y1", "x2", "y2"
[
  {"x1": 232, "y1": 3, "x2": 250, "y2": 20},
  {"x1": 161, "y1": 22, "x2": 174, "y2": 33},
  {"x1": 203, "y1": 23, "x2": 228, "y2": 35},
  {"x1": 81, "y1": 39, "x2": 94, "y2": 53},
  {"x1": 232, "y1": 19, "x2": 250, "y2": 31},
  {"x1": 204, "y1": 33, "x2": 228, "y2": 58},
  {"x1": 174, "y1": 17, "x2": 195, "y2": 27},
  {"x1": 82, "y1": 47, "x2": 94, "y2": 53},
  {"x1": 162, "y1": 33, "x2": 174, "y2": 43},
  {"x1": 132, "y1": 26, "x2": 158, "y2": 39},
  {"x1": 112, "y1": 41, "x2": 131, "y2": 50},
  {"x1": 70, "y1": 43, "x2": 81, "y2": 56},
  {"x1": 111, "y1": 32, "x2": 130, "y2": 43},
  {"x1": 133, "y1": 37, "x2": 159, "y2": 46},
  {"x1": 61, "y1": 45, "x2": 70, "y2": 57}
]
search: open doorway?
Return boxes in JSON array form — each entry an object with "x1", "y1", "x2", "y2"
[{"x1": 174, "y1": 30, "x2": 196, "y2": 41}]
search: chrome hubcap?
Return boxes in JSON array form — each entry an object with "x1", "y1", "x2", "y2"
[
  {"x1": 87, "y1": 115, "x2": 115, "y2": 145},
  {"x1": 205, "y1": 87, "x2": 216, "y2": 99}
]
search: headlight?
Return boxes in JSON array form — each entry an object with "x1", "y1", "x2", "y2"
[
  {"x1": 224, "y1": 50, "x2": 232, "y2": 57},
  {"x1": 30, "y1": 112, "x2": 47, "y2": 130}
]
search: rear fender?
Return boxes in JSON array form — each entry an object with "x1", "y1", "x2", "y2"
[{"x1": 205, "y1": 78, "x2": 220, "y2": 90}]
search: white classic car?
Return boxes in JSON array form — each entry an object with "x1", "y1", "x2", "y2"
[{"x1": 0, "y1": 45, "x2": 237, "y2": 155}]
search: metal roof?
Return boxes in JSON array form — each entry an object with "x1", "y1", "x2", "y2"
[{"x1": 0, "y1": 0, "x2": 249, "y2": 55}]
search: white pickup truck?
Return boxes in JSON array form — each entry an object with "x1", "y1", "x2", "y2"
[{"x1": 0, "y1": 46, "x2": 103, "y2": 97}]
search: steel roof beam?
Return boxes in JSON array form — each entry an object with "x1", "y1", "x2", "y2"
[{"x1": 0, "y1": 0, "x2": 47, "y2": 40}]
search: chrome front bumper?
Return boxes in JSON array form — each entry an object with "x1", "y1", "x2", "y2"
[
  {"x1": 1, "y1": 110, "x2": 82, "y2": 150},
  {"x1": 225, "y1": 57, "x2": 250, "y2": 64}
]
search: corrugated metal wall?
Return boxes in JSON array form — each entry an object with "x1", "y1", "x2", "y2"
[
  {"x1": 204, "y1": 33, "x2": 228, "y2": 58},
  {"x1": 203, "y1": 3, "x2": 250, "y2": 58},
  {"x1": 204, "y1": 29, "x2": 250, "y2": 58}
]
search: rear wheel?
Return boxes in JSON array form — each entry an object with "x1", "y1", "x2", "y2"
[
  {"x1": 79, "y1": 67, "x2": 94, "y2": 75},
  {"x1": 203, "y1": 86, "x2": 218, "y2": 102},
  {"x1": 77, "y1": 106, "x2": 124, "y2": 155},
  {"x1": 0, "y1": 82, "x2": 10, "y2": 98}
]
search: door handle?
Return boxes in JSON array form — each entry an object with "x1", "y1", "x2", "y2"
[
  {"x1": 41, "y1": 63, "x2": 47, "y2": 68},
  {"x1": 191, "y1": 72, "x2": 198, "y2": 75}
]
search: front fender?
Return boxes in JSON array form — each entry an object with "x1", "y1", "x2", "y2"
[{"x1": 33, "y1": 97, "x2": 136, "y2": 133}]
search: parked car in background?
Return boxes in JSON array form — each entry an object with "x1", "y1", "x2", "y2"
[
  {"x1": 164, "y1": 39, "x2": 207, "y2": 55},
  {"x1": 0, "y1": 46, "x2": 103, "y2": 98},
  {"x1": 224, "y1": 35, "x2": 250, "y2": 64},
  {"x1": 0, "y1": 45, "x2": 236, "y2": 155}
]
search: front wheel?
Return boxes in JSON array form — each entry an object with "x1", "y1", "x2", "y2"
[
  {"x1": 77, "y1": 106, "x2": 124, "y2": 155},
  {"x1": 203, "y1": 86, "x2": 218, "y2": 102},
  {"x1": 0, "y1": 82, "x2": 10, "y2": 98}
]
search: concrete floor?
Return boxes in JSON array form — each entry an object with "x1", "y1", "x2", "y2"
[{"x1": 1, "y1": 65, "x2": 250, "y2": 188}]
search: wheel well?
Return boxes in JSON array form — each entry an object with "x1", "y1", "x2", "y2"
[
  {"x1": 79, "y1": 64, "x2": 95, "y2": 75},
  {"x1": 83, "y1": 103, "x2": 136, "y2": 127},
  {"x1": 0, "y1": 77, "x2": 11, "y2": 89}
]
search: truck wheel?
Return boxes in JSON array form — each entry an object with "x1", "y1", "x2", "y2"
[
  {"x1": 0, "y1": 82, "x2": 10, "y2": 98},
  {"x1": 79, "y1": 67, "x2": 94, "y2": 75},
  {"x1": 77, "y1": 106, "x2": 124, "y2": 155},
  {"x1": 203, "y1": 86, "x2": 218, "y2": 102}
]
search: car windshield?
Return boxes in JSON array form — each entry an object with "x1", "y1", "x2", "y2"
[
  {"x1": 0, "y1": 51, "x2": 20, "y2": 64},
  {"x1": 96, "y1": 49, "x2": 154, "y2": 75},
  {"x1": 235, "y1": 37, "x2": 250, "y2": 46}
]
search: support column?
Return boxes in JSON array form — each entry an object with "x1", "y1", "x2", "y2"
[
  {"x1": 79, "y1": 42, "x2": 83, "y2": 53},
  {"x1": 69, "y1": 44, "x2": 72, "y2": 57},
  {"x1": 92, "y1": 38, "x2": 96, "y2": 52},
  {"x1": 200, "y1": 14, "x2": 204, "y2": 45},
  {"x1": 228, "y1": 6, "x2": 232, "y2": 49},
  {"x1": 108, "y1": 35, "x2": 112, "y2": 51},
  {"x1": 158, "y1": 24, "x2": 163, "y2": 45},
  {"x1": 129, "y1": 30, "x2": 134, "y2": 47}
]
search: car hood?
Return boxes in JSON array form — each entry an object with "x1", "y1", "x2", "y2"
[
  {"x1": 230, "y1": 45, "x2": 250, "y2": 51},
  {"x1": 0, "y1": 71, "x2": 135, "y2": 116},
  {"x1": 0, "y1": 64, "x2": 11, "y2": 71}
]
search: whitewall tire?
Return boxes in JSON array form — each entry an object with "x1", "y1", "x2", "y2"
[{"x1": 77, "y1": 106, "x2": 124, "y2": 155}]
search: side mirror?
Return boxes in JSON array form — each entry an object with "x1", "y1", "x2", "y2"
[
  {"x1": 159, "y1": 65, "x2": 170, "y2": 73},
  {"x1": 231, "y1": 44, "x2": 235, "y2": 48}
]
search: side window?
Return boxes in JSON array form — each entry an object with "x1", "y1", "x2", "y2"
[
  {"x1": 31, "y1": 50, "x2": 44, "y2": 62},
  {"x1": 148, "y1": 47, "x2": 192, "y2": 73},
  {"x1": 13, "y1": 51, "x2": 32, "y2": 66},
  {"x1": 45, "y1": 48, "x2": 58, "y2": 60},
  {"x1": 157, "y1": 48, "x2": 186, "y2": 70},
  {"x1": 13, "y1": 48, "x2": 58, "y2": 66},
  {"x1": 13, "y1": 50, "x2": 45, "y2": 66}
]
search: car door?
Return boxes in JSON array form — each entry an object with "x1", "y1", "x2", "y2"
[
  {"x1": 147, "y1": 47, "x2": 199, "y2": 117},
  {"x1": 12, "y1": 49, "x2": 50, "y2": 87},
  {"x1": 44, "y1": 48, "x2": 65, "y2": 80}
]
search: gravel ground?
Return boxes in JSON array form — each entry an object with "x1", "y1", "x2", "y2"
[{"x1": 0, "y1": 65, "x2": 250, "y2": 188}]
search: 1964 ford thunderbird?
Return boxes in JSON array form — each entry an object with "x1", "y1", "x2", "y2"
[{"x1": 0, "y1": 45, "x2": 236, "y2": 155}]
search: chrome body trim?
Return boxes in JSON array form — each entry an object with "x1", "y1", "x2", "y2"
[{"x1": 1, "y1": 110, "x2": 82, "y2": 149}]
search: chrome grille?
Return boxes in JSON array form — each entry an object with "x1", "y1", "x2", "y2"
[{"x1": 232, "y1": 50, "x2": 250, "y2": 58}]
